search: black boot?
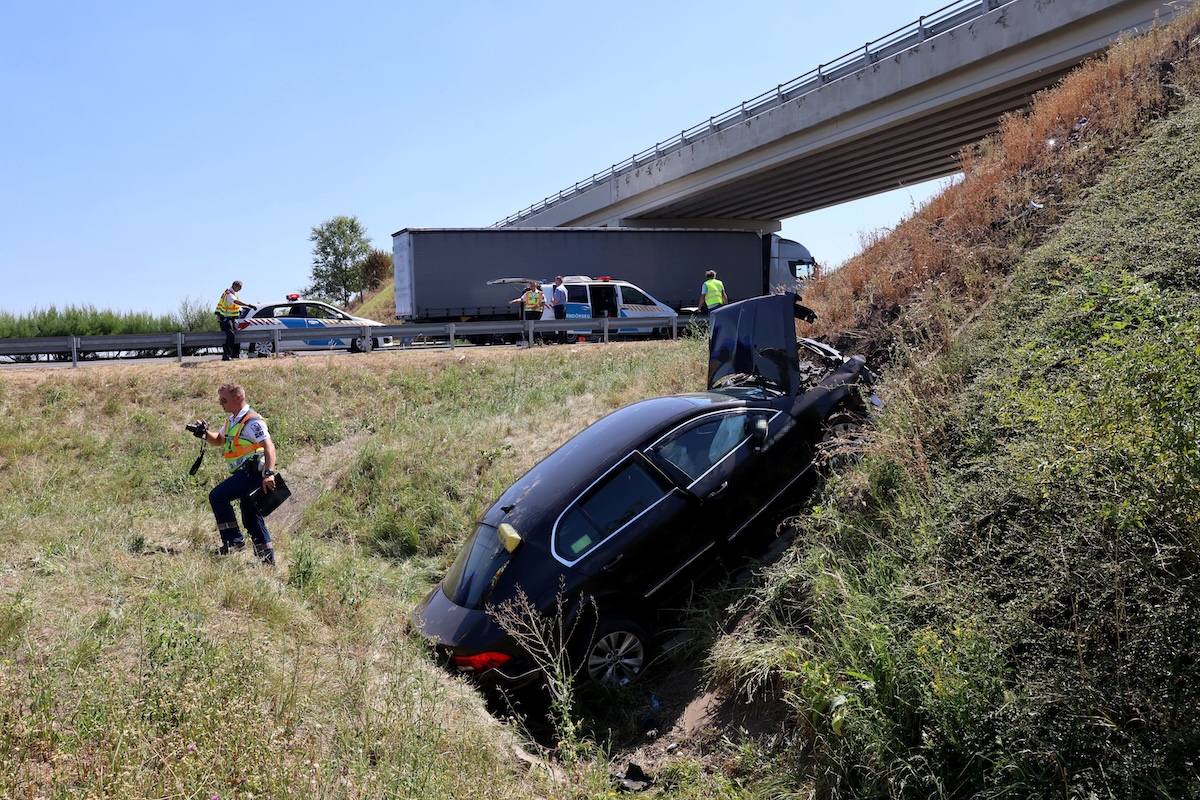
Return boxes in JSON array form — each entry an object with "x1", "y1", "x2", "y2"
[{"x1": 254, "y1": 545, "x2": 275, "y2": 566}]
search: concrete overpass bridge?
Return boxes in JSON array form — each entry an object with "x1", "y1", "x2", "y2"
[{"x1": 498, "y1": 0, "x2": 1189, "y2": 233}]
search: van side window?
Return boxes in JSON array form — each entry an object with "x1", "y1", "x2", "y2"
[
  {"x1": 566, "y1": 286, "x2": 588, "y2": 304},
  {"x1": 621, "y1": 286, "x2": 651, "y2": 305}
]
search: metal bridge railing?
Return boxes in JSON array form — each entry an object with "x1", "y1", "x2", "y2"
[{"x1": 494, "y1": 0, "x2": 1012, "y2": 227}]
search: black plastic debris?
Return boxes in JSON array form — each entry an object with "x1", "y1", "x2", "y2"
[{"x1": 611, "y1": 762, "x2": 653, "y2": 792}]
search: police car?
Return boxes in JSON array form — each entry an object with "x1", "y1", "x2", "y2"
[{"x1": 236, "y1": 295, "x2": 395, "y2": 355}]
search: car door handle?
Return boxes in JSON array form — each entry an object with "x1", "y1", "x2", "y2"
[
  {"x1": 600, "y1": 553, "x2": 624, "y2": 572},
  {"x1": 706, "y1": 481, "x2": 728, "y2": 500}
]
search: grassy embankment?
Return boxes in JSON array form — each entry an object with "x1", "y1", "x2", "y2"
[
  {"x1": 0, "y1": 341, "x2": 734, "y2": 799},
  {"x1": 4, "y1": 9, "x2": 1200, "y2": 798},
  {"x1": 704, "y1": 10, "x2": 1200, "y2": 798}
]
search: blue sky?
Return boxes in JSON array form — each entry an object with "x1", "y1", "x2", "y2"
[{"x1": 1, "y1": 1, "x2": 953, "y2": 316}]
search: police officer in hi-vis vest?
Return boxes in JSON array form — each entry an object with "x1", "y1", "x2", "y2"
[
  {"x1": 191, "y1": 382, "x2": 279, "y2": 565},
  {"x1": 699, "y1": 269, "x2": 729, "y2": 313},
  {"x1": 215, "y1": 280, "x2": 256, "y2": 361},
  {"x1": 509, "y1": 280, "x2": 545, "y2": 321}
]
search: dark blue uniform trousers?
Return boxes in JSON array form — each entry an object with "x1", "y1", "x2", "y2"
[{"x1": 209, "y1": 467, "x2": 271, "y2": 549}]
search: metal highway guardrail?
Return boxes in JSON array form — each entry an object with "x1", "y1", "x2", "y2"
[
  {"x1": 0, "y1": 316, "x2": 681, "y2": 367},
  {"x1": 495, "y1": 0, "x2": 1010, "y2": 226}
]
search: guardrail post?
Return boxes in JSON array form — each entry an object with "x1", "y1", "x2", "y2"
[
  {"x1": 361, "y1": 325, "x2": 372, "y2": 352},
  {"x1": 671, "y1": 317, "x2": 678, "y2": 340},
  {"x1": 176, "y1": 332, "x2": 184, "y2": 362},
  {"x1": 447, "y1": 323, "x2": 456, "y2": 350},
  {"x1": 525, "y1": 320, "x2": 535, "y2": 348},
  {"x1": 602, "y1": 315, "x2": 610, "y2": 344},
  {"x1": 271, "y1": 328, "x2": 281, "y2": 355},
  {"x1": 71, "y1": 337, "x2": 78, "y2": 367}
]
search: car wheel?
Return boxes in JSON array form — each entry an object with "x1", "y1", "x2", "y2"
[
  {"x1": 579, "y1": 616, "x2": 650, "y2": 687},
  {"x1": 350, "y1": 336, "x2": 368, "y2": 353},
  {"x1": 818, "y1": 409, "x2": 869, "y2": 469},
  {"x1": 249, "y1": 340, "x2": 275, "y2": 357}
]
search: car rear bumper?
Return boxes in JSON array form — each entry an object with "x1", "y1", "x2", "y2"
[{"x1": 412, "y1": 585, "x2": 542, "y2": 690}]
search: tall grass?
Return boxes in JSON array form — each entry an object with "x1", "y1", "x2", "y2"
[
  {"x1": 709, "y1": 14, "x2": 1200, "y2": 799},
  {"x1": 0, "y1": 340, "x2": 713, "y2": 798},
  {"x1": 805, "y1": 6, "x2": 1200, "y2": 363}
]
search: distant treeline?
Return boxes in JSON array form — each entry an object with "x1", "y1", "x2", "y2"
[{"x1": 0, "y1": 297, "x2": 219, "y2": 339}]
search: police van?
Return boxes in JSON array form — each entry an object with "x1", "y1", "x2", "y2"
[{"x1": 534, "y1": 276, "x2": 678, "y2": 338}]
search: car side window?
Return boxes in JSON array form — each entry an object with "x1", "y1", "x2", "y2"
[
  {"x1": 554, "y1": 457, "x2": 672, "y2": 563},
  {"x1": 308, "y1": 304, "x2": 334, "y2": 319},
  {"x1": 566, "y1": 285, "x2": 588, "y2": 304},
  {"x1": 648, "y1": 412, "x2": 768, "y2": 482}
]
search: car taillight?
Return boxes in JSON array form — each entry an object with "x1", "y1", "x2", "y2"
[{"x1": 452, "y1": 652, "x2": 512, "y2": 673}]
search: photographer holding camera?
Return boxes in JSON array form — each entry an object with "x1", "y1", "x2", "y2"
[{"x1": 190, "y1": 382, "x2": 277, "y2": 565}]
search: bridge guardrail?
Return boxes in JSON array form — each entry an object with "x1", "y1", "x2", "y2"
[
  {"x1": 0, "y1": 315, "x2": 681, "y2": 366},
  {"x1": 496, "y1": 0, "x2": 1012, "y2": 226}
]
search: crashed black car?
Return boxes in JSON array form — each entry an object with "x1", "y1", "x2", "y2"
[{"x1": 412, "y1": 293, "x2": 878, "y2": 689}]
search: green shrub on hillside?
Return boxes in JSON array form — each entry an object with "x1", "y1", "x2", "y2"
[
  {"x1": 713, "y1": 86, "x2": 1200, "y2": 800},
  {"x1": 0, "y1": 297, "x2": 219, "y2": 339}
]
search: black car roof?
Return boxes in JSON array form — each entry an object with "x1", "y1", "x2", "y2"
[{"x1": 484, "y1": 392, "x2": 742, "y2": 535}]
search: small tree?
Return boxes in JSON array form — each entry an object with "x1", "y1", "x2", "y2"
[
  {"x1": 306, "y1": 215, "x2": 372, "y2": 305},
  {"x1": 361, "y1": 248, "x2": 393, "y2": 292}
]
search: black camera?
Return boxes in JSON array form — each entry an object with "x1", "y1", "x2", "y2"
[{"x1": 186, "y1": 421, "x2": 208, "y2": 439}]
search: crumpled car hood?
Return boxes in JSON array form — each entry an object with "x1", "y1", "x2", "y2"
[{"x1": 707, "y1": 293, "x2": 801, "y2": 396}]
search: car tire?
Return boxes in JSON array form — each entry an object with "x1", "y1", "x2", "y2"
[
  {"x1": 577, "y1": 616, "x2": 651, "y2": 688},
  {"x1": 818, "y1": 409, "x2": 870, "y2": 469},
  {"x1": 350, "y1": 336, "x2": 368, "y2": 353},
  {"x1": 249, "y1": 340, "x2": 275, "y2": 357}
]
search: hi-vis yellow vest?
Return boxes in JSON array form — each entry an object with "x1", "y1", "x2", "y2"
[
  {"x1": 703, "y1": 279, "x2": 725, "y2": 308},
  {"x1": 523, "y1": 290, "x2": 543, "y2": 311},
  {"x1": 223, "y1": 412, "x2": 264, "y2": 470},
  {"x1": 216, "y1": 289, "x2": 240, "y2": 317}
]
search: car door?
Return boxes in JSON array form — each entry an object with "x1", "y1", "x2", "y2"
[
  {"x1": 302, "y1": 304, "x2": 347, "y2": 349},
  {"x1": 644, "y1": 407, "x2": 792, "y2": 547},
  {"x1": 564, "y1": 284, "x2": 591, "y2": 336},
  {"x1": 554, "y1": 452, "x2": 718, "y2": 603}
]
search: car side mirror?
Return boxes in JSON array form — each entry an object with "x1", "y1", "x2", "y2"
[{"x1": 750, "y1": 418, "x2": 768, "y2": 448}]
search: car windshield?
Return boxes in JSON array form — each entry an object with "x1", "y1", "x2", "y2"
[{"x1": 442, "y1": 523, "x2": 511, "y2": 610}]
